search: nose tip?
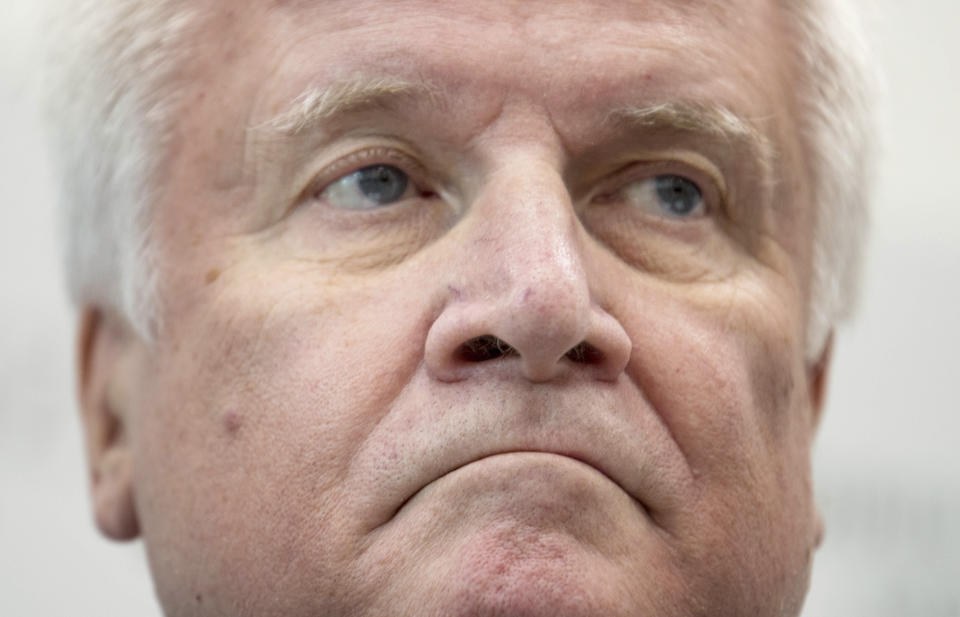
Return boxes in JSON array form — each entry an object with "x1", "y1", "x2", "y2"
[
  {"x1": 499, "y1": 281, "x2": 592, "y2": 381},
  {"x1": 518, "y1": 305, "x2": 631, "y2": 383}
]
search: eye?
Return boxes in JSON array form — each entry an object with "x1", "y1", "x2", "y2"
[
  {"x1": 622, "y1": 174, "x2": 705, "y2": 218},
  {"x1": 319, "y1": 164, "x2": 414, "y2": 210}
]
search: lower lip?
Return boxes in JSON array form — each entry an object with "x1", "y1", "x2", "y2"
[{"x1": 392, "y1": 451, "x2": 649, "y2": 534}]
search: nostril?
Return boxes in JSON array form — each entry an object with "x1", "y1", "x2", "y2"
[
  {"x1": 457, "y1": 337, "x2": 604, "y2": 364},
  {"x1": 565, "y1": 341, "x2": 605, "y2": 365},
  {"x1": 457, "y1": 335, "x2": 516, "y2": 362}
]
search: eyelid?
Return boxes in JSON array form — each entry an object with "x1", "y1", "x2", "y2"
[
  {"x1": 304, "y1": 146, "x2": 430, "y2": 202},
  {"x1": 589, "y1": 152, "x2": 727, "y2": 212}
]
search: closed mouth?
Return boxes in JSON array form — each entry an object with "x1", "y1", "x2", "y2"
[{"x1": 388, "y1": 449, "x2": 651, "y2": 523}]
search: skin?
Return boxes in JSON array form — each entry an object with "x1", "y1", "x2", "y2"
[{"x1": 79, "y1": 1, "x2": 832, "y2": 615}]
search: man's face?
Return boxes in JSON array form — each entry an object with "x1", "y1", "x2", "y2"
[{"x1": 89, "y1": 1, "x2": 826, "y2": 615}]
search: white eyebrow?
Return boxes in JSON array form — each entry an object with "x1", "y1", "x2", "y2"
[
  {"x1": 254, "y1": 73, "x2": 436, "y2": 136},
  {"x1": 609, "y1": 101, "x2": 767, "y2": 146},
  {"x1": 253, "y1": 76, "x2": 774, "y2": 186},
  {"x1": 608, "y1": 101, "x2": 775, "y2": 181},
  {"x1": 257, "y1": 72, "x2": 764, "y2": 144}
]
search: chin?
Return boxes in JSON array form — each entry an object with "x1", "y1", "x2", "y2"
[
  {"x1": 357, "y1": 453, "x2": 676, "y2": 616},
  {"x1": 436, "y1": 530, "x2": 641, "y2": 617}
]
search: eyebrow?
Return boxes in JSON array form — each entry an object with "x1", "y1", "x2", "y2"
[
  {"x1": 254, "y1": 74, "x2": 775, "y2": 182},
  {"x1": 255, "y1": 73, "x2": 436, "y2": 136},
  {"x1": 607, "y1": 101, "x2": 771, "y2": 154},
  {"x1": 606, "y1": 101, "x2": 775, "y2": 177}
]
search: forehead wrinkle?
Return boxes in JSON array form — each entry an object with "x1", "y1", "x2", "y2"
[{"x1": 251, "y1": 73, "x2": 441, "y2": 137}]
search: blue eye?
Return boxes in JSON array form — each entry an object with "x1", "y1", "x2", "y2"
[
  {"x1": 622, "y1": 174, "x2": 705, "y2": 218},
  {"x1": 320, "y1": 164, "x2": 411, "y2": 209},
  {"x1": 654, "y1": 175, "x2": 702, "y2": 216}
]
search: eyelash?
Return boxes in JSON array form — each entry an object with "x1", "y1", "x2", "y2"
[
  {"x1": 591, "y1": 161, "x2": 724, "y2": 214},
  {"x1": 307, "y1": 147, "x2": 431, "y2": 202},
  {"x1": 304, "y1": 148, "x2": 724, "y2": 219}
]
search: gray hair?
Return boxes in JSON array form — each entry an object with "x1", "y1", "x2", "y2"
[
  {"x1": 784, "y1": 0, "x2": 878, "y2": 357},
  {"x1": 47, "y1": 0, "x2": 876, "y2": 358},
  {"x1": 46, "y1": 0, "x2": 195, "y2": 339}
]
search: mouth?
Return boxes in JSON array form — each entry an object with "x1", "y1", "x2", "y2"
[
  {"x1": 388, "y1": 449, "x2": 653, "y2": 525},
  {"x1": 353, "y1": 381, "x2": 695, "y2": 539}
]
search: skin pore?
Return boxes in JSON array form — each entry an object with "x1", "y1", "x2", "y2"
[{"x1": 79, "y1": 1, "x2": 828, "y2": 616}]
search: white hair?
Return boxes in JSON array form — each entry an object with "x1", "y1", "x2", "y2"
[
  {"x1": 46, "y1": 0, "x2": 195, "y2": 340},
  {"x1": 783, "y1": 0, "x2": 879, "y2": 358},
  {"x1": 47, "y1": 0, "x2": 876, "y2": 357}
]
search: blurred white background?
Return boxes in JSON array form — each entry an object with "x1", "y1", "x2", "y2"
[{"x1": 1, "y1": 1, "x2": 958, "y2": 615}]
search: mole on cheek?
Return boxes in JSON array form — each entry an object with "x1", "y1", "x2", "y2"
[{"x1": 223, "y1": 410, "x2": 243, "y2": 436}]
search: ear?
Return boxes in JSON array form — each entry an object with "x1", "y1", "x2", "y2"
[
  {"x1": 807, "y1": 331, "x2": 834, "y2": 432},
  {"x1": 76, "y1": 308, "x2": 143, "y2": 541}
]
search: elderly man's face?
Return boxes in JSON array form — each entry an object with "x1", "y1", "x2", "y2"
[{"x1": 82, "y1": 0, "x2": 829, "y2": 615}]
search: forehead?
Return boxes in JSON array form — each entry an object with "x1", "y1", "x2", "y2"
[{"x1": 194, "y1": 0, "x2": 792, "y2": 121}]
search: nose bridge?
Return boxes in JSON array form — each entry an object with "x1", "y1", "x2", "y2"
[
  {"x1": 475, "y1": 159, "x2": 589, "y2": 320},
  {"x1": 425, "y1": 156, "x2": 632, "y2": 383}
]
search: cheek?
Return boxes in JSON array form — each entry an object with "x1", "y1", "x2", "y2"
[
  {"x1": 619, "y1": 268, "x2": 809, "y2": 469},
  {"x1": 130, "y1": 262, "x2": 435, "y2": 613},
  {"x1": 618, "y1": 278, "x2": 816, "y2": 614}
]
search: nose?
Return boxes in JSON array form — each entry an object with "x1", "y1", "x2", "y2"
[{"x1": 424, "y1": 162, "x2": 632, "y2": 383}]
